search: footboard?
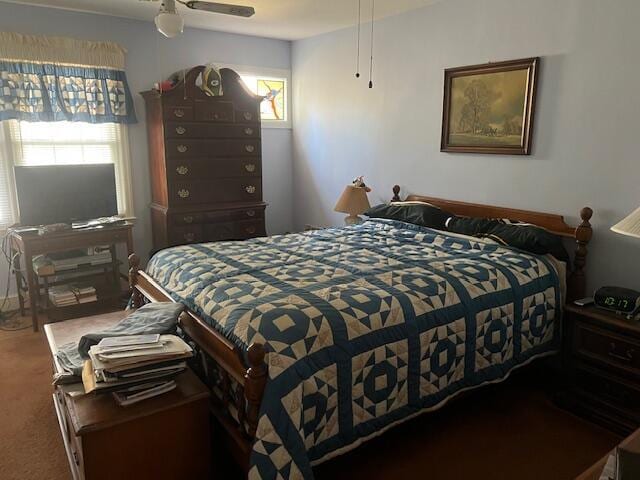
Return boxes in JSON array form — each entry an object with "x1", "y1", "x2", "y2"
[{"x1": 128, "y1": 254, "x2": 266, "y2": 470}]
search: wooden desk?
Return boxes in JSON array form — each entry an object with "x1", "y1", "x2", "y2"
[
  {"x1": 577, "y1": 427, "x2": 640, "y2": 479},
  {"x1": 8, "y1": 223, "x2": 134, "y2": 331}
]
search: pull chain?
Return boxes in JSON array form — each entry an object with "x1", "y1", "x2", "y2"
[
  {"x1": 156, "y1": 29, "x2": 161, "y2": 93},
  {"x1": 369, "y1": 0, "x2": 375, "y2": 88},
  {"x1": 355, "y1": 0, "x2": 361, "y2": 78}
]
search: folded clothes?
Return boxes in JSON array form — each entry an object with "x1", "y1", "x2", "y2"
[{"x1": 54, "y1": 302, "x2": 185, "y2": 385}]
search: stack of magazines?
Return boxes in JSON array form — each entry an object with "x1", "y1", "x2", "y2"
[
  {"x1": 49, "y1": 284, "x2": 97, "y2": 307},
  {"x1": 82, "y1": 334, "x2": 193, "y2": 406}
]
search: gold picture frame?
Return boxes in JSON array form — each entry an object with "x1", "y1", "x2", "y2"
[{"x1": 441, "y1": 57, "x2": 539, "y2": 155}]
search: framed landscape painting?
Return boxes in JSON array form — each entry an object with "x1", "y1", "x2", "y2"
[{"x1": 441, "y1": 57, "x2": 539, "y2": 155}]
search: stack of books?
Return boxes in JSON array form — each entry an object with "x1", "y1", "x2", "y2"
[
  {"x1": 48, "y1": 284, "x2": 97, "y2": 307},
  {"x1": 82, "y1": 334, "x2": 193, "y2": 406}
]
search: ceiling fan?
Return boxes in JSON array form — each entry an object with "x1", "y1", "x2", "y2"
[{"x1": 146, "y1": 0, "x2": 255, "y2": 38}]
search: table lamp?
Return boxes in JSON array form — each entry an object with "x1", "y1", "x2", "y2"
[
  {"x1": 334, "y1": 182, "x2": 371, "y2": 225},
  {"x1": 612, "y1": 206, "x2": 640, "y2": 238}
]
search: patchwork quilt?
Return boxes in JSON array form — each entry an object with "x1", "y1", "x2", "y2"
[{"x1": 146, "y1": 219, "x2": 561, "y2": 480}]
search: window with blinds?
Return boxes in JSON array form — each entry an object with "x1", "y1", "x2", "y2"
[
  {"x1": 0, "y1": 120, "x2": 133, "y2": 227},
  {"x1": 9, "y1": 121, "x2": 118, "y2": 166}
]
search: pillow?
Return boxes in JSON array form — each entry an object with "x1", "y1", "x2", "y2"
[
  {"x1": 364, "y1": 201, "x2": 453, "y2": 230},
  {"x1": 446, "y1": 217, "x2": 569, "y2": 262}
]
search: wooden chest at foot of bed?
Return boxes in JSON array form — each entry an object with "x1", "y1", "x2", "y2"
[{"x1": 45, "y1": 313, "x2": 212, "y2": 480}]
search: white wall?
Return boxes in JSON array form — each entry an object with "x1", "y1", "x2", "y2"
[
  {"x1": 292, "y1": 0, "x2": 640, "y2": 292},
  {"x1": 0, "y1": 0, "x2": 293, "y2": 265}
]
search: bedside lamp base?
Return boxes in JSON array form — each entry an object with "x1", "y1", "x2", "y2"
[{"x1": 344, "y1": 215, "x2": 363, "y2": 225}]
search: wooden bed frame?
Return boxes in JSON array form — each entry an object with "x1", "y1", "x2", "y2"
[{"x1": 128, "y1": 185, "x2": 593, "y2": 472}]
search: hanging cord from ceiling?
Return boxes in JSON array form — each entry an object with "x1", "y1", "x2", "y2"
[
  {"x1": 368, "y1": 0, "x2": 375, "y2": 88},
  {"x1": 355, "y1": 0, "x2": 361, "y2": 78}
]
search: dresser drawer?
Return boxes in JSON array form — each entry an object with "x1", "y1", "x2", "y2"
[
  {"x1": 194, "y1": 101, "x2": 234, "y2": 122},
  {"x1": 235, "y1": 219, "x2": 266, "y2": 239},
  {"x1": 169, "y1": 207, "x2": 264, "y2": 227},
  {"x1": 165, "y1": 122, "x2": 259, "y2": 139},
  {"x1": 204, "y1": 206, "x2": 265, "y2": 222},
  {"x1": 169, "y1": 225, "x2": 203, "y2": 245},
  {"x1": 166, "y1": 139, "x2": 261, "y2": 157},
  {"x1": 170, "y1": 179, "x2": 262, "y2": 205},
  {"x1": 574, "y1": 364, "x2": 640, "y2": 413},
  {"x1": 203, "y1": 222, "x2": 236, "y2": 242},
  {"x1": 573, "y1": 321, "x2": 640, "y2": 377},
  {"x1": 163, "y1": 105, "x2": 193, "y2": 121},
  {"x1": 168, "y1": 158, "x2": 261, "y2": 180}
]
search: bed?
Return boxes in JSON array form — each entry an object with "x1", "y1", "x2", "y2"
[{"x1": 128, "y1": 186, "x2": 593, "y2": 479}]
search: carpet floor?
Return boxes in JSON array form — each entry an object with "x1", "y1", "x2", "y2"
[{"x1": 0, "y1": 318, "x2": 621, "y2": 480}]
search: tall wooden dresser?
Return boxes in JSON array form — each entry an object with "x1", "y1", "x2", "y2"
[{"x1": 142, "y1": 66, "x2": 266, "y2": 252}]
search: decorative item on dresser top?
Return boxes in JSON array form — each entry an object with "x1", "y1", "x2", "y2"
[{"x1": 141, "y1": 65, "x2": 266, "y2": 252}]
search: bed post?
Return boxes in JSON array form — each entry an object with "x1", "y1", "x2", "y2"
[
  {"x1": 568, "y1": 207, "x2": 593, "y2": 301},
  {"x1": 392, "y1": 185, "x2": 402, "y2": 202},
  {"x1": 128, "y1": 253, "x2": 144, "y2": 309},
  {"x1": 245, "y1": 343, "x2": 267, "y2": 438}
]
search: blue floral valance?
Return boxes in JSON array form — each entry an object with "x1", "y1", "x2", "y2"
[{"x1": 0, "y1": 32, "x2": 136, "y2": 124}]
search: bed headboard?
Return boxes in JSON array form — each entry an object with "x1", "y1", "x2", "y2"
[{"x1": 391, "y1": 185, "x2": 593, "y2": 302}]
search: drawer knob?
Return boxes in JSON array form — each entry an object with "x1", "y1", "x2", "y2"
[
  {"x1": 245, "y1": 144, "x2": 255, "y2": 153},
  {"x1": 177, "y1": 144, "x2": 188, "y2": 153},
  {"x1": 176, "y1": 165, "x2": 189, "y2": 175},
  {"x1": 246, "y1": 226, "x2": 256, "y2": 235},
  {"x1": 243, "y1": 112, "x2": 253, "y2": 121},
  {"x1": 178, "y1": 189, "x2": 190, "y2": 199},
  {"x1": 245, "y1": 185, "x2": 256, "y2": 194},
  {"x1": 246, "y1": 210, "x2": 256, "y2": 217},
  {"x1": 175, "y1": 126, "x2": 186, "y2": 135},
  {"x1": 213, "y1": 112, "x2": 220, "y2": 120},
  {"x1": 174, "y1": 108, "x2": 185, "y2": 118},
  {"x1": 244, "y1": 163, "x2": 256, "y2": 173},
  {"x1": 183, "y1": 215, "x2": 194, "y2": 224},
  {"x1": 244, "y1": 127, "x2": 254, "y2": 135},
  {"x1": 184, "y1": 232, "x2": 196, "y2": 242}
]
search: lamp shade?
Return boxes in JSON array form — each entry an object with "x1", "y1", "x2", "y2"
[
  {"x1": 334, "y1": 185, "x2": 371, "y2": 215},
  {"x1": 611, "y1": 207, "x2": 640, "y2": 239}
]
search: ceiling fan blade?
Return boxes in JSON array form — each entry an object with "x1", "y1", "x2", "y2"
[{"x1": 182, "y1": 1, "x2": 255, "y2": 17}]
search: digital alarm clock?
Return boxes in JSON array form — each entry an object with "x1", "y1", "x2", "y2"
[{"x1": 594, "y1": 286, "x2": 640, "y2": 318}]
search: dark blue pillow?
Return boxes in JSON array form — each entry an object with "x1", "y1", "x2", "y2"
[
  {"x1": 446, "y1": 217, "x2": 569, "y2": 263},
  {"x1": 364, "y1": 202, "x2": 453, "y2": 230}
]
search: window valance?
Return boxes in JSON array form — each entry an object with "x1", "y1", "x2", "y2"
[{"x1": 0, "y1": 32, "x2": 137, "y2": 124}]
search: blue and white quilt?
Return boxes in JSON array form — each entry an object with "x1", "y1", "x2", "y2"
[{"x1": 146, "y1": 219, "x2": 561, "y2": 479}]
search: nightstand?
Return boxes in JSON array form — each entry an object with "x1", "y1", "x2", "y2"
[{"x1": 558, "y1": 304, "x2": 640, "y2": 435}]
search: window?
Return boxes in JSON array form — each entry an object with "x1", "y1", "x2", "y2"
[
  {"x1": 213, "y1": 64, "x2": 290, "y2": 128},
  {"x1": 0, "y1": 120, "x2": 134, "y2": 227},
  {"x1": 239, "y1": 74, "x2": 288, "y2": 123}
]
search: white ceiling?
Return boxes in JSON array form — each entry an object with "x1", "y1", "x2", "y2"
[{"x1": 3, "y1": 0, "x2": 442, "y2": 40}]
